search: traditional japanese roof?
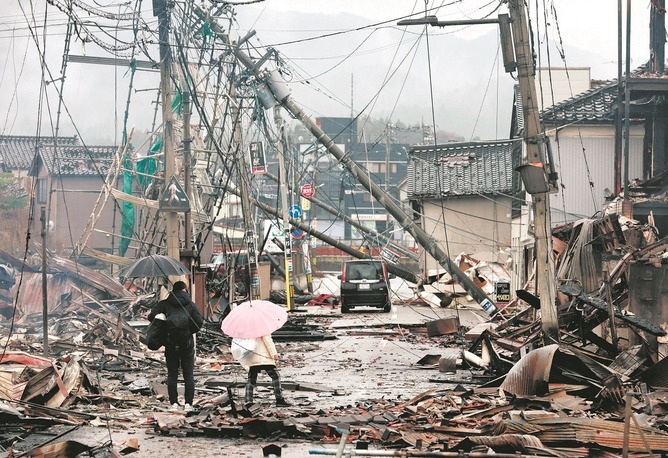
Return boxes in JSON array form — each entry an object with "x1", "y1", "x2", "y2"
[
  {"x1": 509, "y1": 84, "x2": 524, "y2": 138},
  {"x1": 407, "y1": 139, "x2": 522, "y2": 198},
  {"x1": 0, "y1": 135, "x2": 79, "y2": 170},
  {"x1": 30, "y1": 144, "x2": 120, "y2": 177},
  {"x1": 513, "y1": 64, "x2": 661, "y2": 132},
  {"x1": 540, "y1": 80, "x2": 618, "y2": 125}
]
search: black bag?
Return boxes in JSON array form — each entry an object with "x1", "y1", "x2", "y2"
[
  {"x1": 146, "y1": 318, "x2": 168, "y2": 350},
  {"x1": 188, "y1": 315, "x2": 202, "y2": 335}
]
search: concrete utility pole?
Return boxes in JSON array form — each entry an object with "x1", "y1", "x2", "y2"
[
  {"x1": 280, "y1": 97, "x2": 498, "y2": 314},
  {"x1": 274, "y1": 107, "x2": 294, "y2": 311},
  {"x1": 182, "y1": 90, "x2": 193, "y2": 260},
  {"x1": 507, "y1": 0, "x2": 560, "y2": 343},
  {"x1": 231, "y1": 86, "x2": 261, "y2": 300},
  {"x1": 154, "y1": 0, "x2": 179, "y2": 261}
]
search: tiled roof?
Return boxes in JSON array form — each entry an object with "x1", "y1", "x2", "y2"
[
  {"x1": 528, "y1": 65, "x2": 659, "y2": 128},
  {"x1": 407, "y1": 139, "x2": 522, "y2": 198},
  {"x1": 510, "y1": 84, "x2": 524, "y2": 138},
  {"x1": 37, "y1": 145, "x2": 119, "y2": 176},
  {"x1": 540, "y1": 80, "x2": 618, "y2": 125},
  {"x1": 0, "y1": 135, "x2": 79, "y2": 170}
]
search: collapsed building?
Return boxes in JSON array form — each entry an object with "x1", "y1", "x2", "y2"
[{"x1": 1, "y1": 201, "x2": 668, "y2": 456}]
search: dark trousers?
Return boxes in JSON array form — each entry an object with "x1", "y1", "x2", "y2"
[
  {"x1": 165, "y1": 344, "x2": 195, "y2": 405},
  {"x1": 245, "y1": 364, "x2": 283, "y2": 403}
]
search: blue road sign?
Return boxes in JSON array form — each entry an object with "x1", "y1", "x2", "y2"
[
  {"x1": 291, "y1": 228, "x2": 305, "y2": 239},
  {"x1": 289, "y1": 205, "x2": 302, "y2": 219}
]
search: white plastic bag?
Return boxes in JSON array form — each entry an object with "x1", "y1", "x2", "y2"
[{"x1": 231, "y1": 338, "x2": 257, "y2": 370}]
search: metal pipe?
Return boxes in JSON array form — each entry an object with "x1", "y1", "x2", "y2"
[{"x1": 335, "y1": 430, "x2": 349, "y2": 458}]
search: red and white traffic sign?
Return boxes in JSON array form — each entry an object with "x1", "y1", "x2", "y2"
[{"x1": 300, "y1": 183, "x2": 315, "y2": 198}]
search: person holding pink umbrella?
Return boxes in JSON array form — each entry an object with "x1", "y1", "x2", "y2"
[
  {"x1": 222, "y1": 300, "x2": 290, "y2": 407},
  {"x1": 232, "y1": 334, "x2": 290, "y2": 407}
]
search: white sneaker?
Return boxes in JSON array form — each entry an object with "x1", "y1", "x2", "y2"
[
  {"x1": 169, "y1": 403, "x2": 180, "y2": 412},
  {"x1": 184, "y1": 403, "x2": 194, "y2": 412}
]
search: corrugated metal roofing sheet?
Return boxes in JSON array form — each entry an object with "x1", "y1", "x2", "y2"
[
  {"x1": 500, "y1": 344, "x2": 559, "y2": 396},
  {"x1": 407, "y1": 139, "x2": 521, "y2": 199},
  {"x1": 641, "y1": 355, "x2": 668, "y2": 388}
]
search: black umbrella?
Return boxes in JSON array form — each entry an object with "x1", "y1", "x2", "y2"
[{"x1": 120, "y1": 254, "x2": 190, "y2": 278}]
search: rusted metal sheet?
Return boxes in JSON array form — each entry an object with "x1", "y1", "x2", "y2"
[
  {"x1": 457, "y1": 433, "x2": 547, "y2": 452},
  {"x1": 426, "y1": 316, "x2": 460, "y2": 336},
  {"x1": 21, "y1": 440, "x2": 92, "y2": 457},
  {"x1": 399, "y1": 430, "x2": 453, "y2": 448},
  {"x1": 0, "y1": 250, "x2": 131, "y2": 319},
  {"x1": 45, "y1": 357, "x2": 81, "y2": 409},
  {"x1": 499, "y1": 345, "x2": 559, "y2": 396},
  {"x1": 533, "y1": 417, "x2": 668, "y2": 453},
  {"x1": 49, "y1": 256, "x2": 131, "y2": 299},
  {"x1": 0, "y1": 351, "x2": 53, "y2": 368}
]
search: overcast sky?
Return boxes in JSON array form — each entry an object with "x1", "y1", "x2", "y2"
[{"x1": 0, "y1": 1, "x2": 655, "y2": 146}]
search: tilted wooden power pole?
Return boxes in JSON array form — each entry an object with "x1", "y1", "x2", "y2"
[{"x1": 508, "y1": 0, "x2": 560, "y2": 343}]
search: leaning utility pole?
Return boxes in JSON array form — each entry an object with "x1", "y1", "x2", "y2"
[
  {"x1": 250, "y1": 66, "x2": 498, "y2": 315},
  {"x1": 508, "y1": 0, "x2": 560, "y2": 343},
  {"x1": 154, "y1": 0, "x2": 179, "y2": 261},
  {"x1": 231, "y1": 85, "x2": 261, "y2": 300},
  {"x1": 40, "y1": 207, "x2": 49, "y2": 356},
  {"x1": 398, "y1": 5, "x2": 561, "y2": 343},
  {"x1": 192, "y1": 4, "x2": 497, "y2": 314}
]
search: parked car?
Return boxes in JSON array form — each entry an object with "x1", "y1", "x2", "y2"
[{"x1": 338, "y1": 259, "x2": 393, "y2": 313}]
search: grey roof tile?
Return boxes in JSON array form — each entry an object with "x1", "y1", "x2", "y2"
[
  {"x1": 407, "y1": 139, "x2": 522, "y2": 198},
  {"x1": 0, "y1": 135, "x2": 79, "y2": 170},
  {"x1": 38, "y1": 145, "x2": 120, "y2": 176},
  {"x1": 540, "y1": 80, "x2": 618, "y2": 125},
  {"x1": 524, "y1": 65, "x2": 659, "y2": 128}
]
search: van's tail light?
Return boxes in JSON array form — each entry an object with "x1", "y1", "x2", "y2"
[
  {"x1": 340, "y1": 265, "x2": 346, "y2": 282},
  {"x1": 382, "y1": 264, "x2": 389, "y2": 280}
]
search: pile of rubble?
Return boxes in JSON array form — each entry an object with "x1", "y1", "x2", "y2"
[{"x1": 0, "y1": 212, "x2": 667, "y2": 455}]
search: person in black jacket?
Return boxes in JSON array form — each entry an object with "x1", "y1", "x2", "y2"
[{"x1": 148, "y1": 280, "x2": 204, "y2": 412}]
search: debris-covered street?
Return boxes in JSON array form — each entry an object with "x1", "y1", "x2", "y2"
[
  {"x1": 3, "y1": 245, "x2": 668, "y2": 457},
  {"x1": 2, "y1": 0, "x2": 668, "y2": 456}
]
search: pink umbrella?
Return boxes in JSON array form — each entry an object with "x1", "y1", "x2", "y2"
[{"x1": 221, "y1": 300, "x2": 288, "y2": 338}]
